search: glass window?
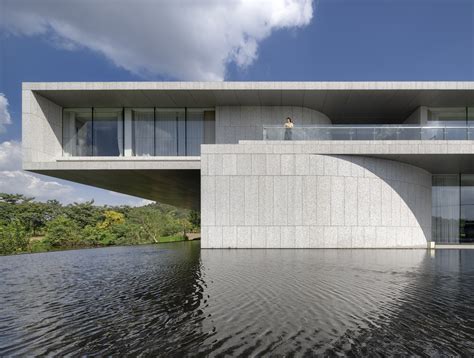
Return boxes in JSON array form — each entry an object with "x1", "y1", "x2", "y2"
[
  {"x1": 93, "y1": 108, "x2": 123, "y2": 156},
  {"x1": 432, "y1": 175, "x2": 460, "y2": 244},
  {"x1": 63, "y1": 107, "x2": 214, "y2": 157},
  {"x1": 427, "y1": 107, "x2": 466, "y2": 126},
  {"x1": 460, "y1": 174, "x2": 474, "y2": 243},
  {"x1": 132, "y1": 109, "x2": 154, "y2": 156},
  {"x1": 468, "y1": 108, "x2": 474, "y2": 123},
  {"x1": 203, "y1": 110, "x2": 216, "y2": 144},
  {"x1": 427, "y1": 107, "x2": 467, "y2": 139},
  {"x1": 155, "y1": 109, "x2": 184, "y2": 156},
  {"x1": 186, "y1": 110, "x2": 204, "y2": 156},
  {"x1": 63, "y1": 108, "x2": 93, "y2": 156}
]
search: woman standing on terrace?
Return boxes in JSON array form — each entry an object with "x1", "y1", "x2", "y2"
[{"x1": 284, "y1": 117, "x2": 294, "y2": 140}]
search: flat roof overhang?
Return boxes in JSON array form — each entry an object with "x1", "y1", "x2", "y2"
[
  {"x1": 24, "y1": 158, "x2": 201, "y2": 210},
  {"x1": 24, "y1": 81, "x2": 474, "y2": 124}
]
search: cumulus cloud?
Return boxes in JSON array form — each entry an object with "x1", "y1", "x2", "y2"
[
  {"x1": 0, "y1": 0, "x2": 313, "y2": 80},
  {"x1": 0, "y1": 141, "x2": 75, "y2": 202},
  {"x1": 107, "y1": 190, "x2": 155, "y2": 206},
  {"x1": 0, "y1": 141, "x2": 152, "y2": 205},
  {"x1": 0, "y1": 94, "x2": 12, "y2": 133},
  {"x1": 0, "y1": 141, "x2": 21, "y2": 171}
]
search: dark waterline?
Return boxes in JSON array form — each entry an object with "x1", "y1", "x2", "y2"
[{"x1": 1, "y1": 242, "x2": 473, "y2": 356}]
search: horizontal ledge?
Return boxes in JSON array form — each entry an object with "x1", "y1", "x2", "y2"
[
  {"x1": 22, "y1": 81, "x2": 474, "y2": 91},
  {"x1": 57, "y1": 156, "x2": 201, "y2": 162}
]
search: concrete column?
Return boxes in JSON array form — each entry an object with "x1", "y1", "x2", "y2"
[{"x1": 124, "y1": 108, "x2": 132, "y2": 157}]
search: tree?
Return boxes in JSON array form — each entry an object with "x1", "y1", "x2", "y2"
[
  {"x1": 17, "y1": 202, "x2": 47, "y2": 236},
  {"x1": 44, "y1": 216, "x2": 80, "y2": 248},
  {"x1": 97, "y1": 210, "x2": 125, "y2": 229},
  {"x1": 189, "y1": 210, "x2": 201, "y2": 231},
  {"x1": 0, "y1": 221, "x2": 29, "y2": 255},
  {"x1": 127, "y1": 207, "x2": 182, "y2": 242},
  {"x1": 64, "y1": 201, "x2": 102, "y2": 228},
  {"x1": 0, "y1": 193, "x2": 34, "y2": 205},
  {"x1": 82, "y1": 225, "x2": 116, "y2": 246}
]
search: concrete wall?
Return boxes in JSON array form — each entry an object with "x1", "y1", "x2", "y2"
[
  {"x1": 403, "y1": 106, "x2": 428, "y2": 125},
  {"x1": 22, "y1": 90, "x2": 62, "y2": 164},
  {"x1": 201, "y1": 144, "x2": 432, "y2": 249},
  {"x1": 216, "y1": 106, "x2": 331, "y2": 143}
]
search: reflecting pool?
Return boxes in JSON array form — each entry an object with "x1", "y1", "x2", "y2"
[{"x1": 1, "y1": 242, "x2": 473, "y2": 356}]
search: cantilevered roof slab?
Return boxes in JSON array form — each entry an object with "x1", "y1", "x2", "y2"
[
  {"x1": 25, "y1": 158, "x2": 201, "y2": 210},
  {"x1": 31, "y1": 169, "x2": 201, "y2": 210},
  {"x1": 24, "y1": 81, "x2": 474, "y2": 124}
]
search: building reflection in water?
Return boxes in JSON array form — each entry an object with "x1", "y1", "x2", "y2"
[{"x1": 1, "y1": 244, "x2": 473, "y2": 356}]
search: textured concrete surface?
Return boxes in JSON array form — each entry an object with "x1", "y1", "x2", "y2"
[
  {"x1": 21, "y1": 83, "x2": 474, "y2": 246},
  {"x1": 32, "y1": 168, "x2": 201, "y2": 209},
  {"x1": 216, "y1": 106, "x2": 331, "y2": 143},
  {"x1": 23, "y1": 81, "x2": 474, "y2": 91},
  {"x1": 24, "y1": 81, "x2": 474, "y2": 124},
  {"x1": 201, "y1": 144, "x2": 432, "y2": 249},
  {"x1": 206, "y1": 140, "x2": 474, "y2": 174},
  {"x1": 22, "y1": 90, "x2": 62, "y2": 163}
]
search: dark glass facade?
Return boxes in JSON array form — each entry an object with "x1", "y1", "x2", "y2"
[
  {"x1": 432, "y1": 174, "x2": 474, "y2": 244},
  {"x1": 64, "y1": 108, "x2": 215, "y2": 157},
  {"x1": 427, "y1": 107, "x2": 474, "y2": 140}
]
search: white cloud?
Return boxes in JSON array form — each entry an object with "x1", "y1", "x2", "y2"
[
  {"x1": 136, "y1": 199, "x2": 155, "y2": 207},
  {"x1": 0, "y1": 170, "x2": 75, "y2": 202},
  {"x1": 0, "y1": 140, "x2": 22, "y2": 171},
  {"x1": 0, "y1": 141, "x2": 74, "y2": 201},
  {"x1": 0, "y1": 141, "x2": 152, "y2": 205},
  {"x1": 0, "y1": 94, "x2": 12, "y2": 133},
  {"x1": 1, "y1": 0, "x2": 313, "y2": 80},
  {"x1": 107, "y1": 190, "x2": 155, "y2": 206}
]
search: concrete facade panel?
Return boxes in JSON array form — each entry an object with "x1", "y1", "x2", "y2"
[{"x1": 201, "y1": 143, "x2": 432, "y2": 248}]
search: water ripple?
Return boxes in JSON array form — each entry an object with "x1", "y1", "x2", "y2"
[{"x1": 0, "y1": 243, "x2": 473, "y2": 356}]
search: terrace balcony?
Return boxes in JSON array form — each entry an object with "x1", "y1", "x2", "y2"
[{"x1": 263, "y1": 125, "x2": 474, "y2": 141}]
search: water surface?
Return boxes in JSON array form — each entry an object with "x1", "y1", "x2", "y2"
[{"x1": 1, "y1": 242, "x2": 473, "y2": 356}]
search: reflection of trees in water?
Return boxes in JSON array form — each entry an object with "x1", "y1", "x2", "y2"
[
  {"x1": 0, "y1": 243, "x2": 208, "y2": 356},
  {"x1": 323, "y1": 250, "x2": 474, "y2": 356},
  {"x1": 128, "y1": 241, "x2": 209, "y2": 356},
  {"x1": 76, "y1": 242, "x2": 209, "y2": 356}
]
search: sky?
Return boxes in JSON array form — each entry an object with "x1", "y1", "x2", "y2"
[{"x1": 0, "y1": 0, "x2": 473, "y2": 205}]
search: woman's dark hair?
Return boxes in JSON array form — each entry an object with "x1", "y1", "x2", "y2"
[{"x1": 286, "y1": 117, "x2": 293, "y2": 123}]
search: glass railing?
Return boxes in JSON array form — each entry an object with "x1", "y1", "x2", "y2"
[{"x1": 263, "y1": 125, "x2": 474, "y2": 141}]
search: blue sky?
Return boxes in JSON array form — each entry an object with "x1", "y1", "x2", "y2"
[{"x1": 0, "y1": 0, "x2": 472, "y2": 205}]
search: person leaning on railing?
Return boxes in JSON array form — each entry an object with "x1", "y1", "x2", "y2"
[{"x1": 284, "y1": 117, "x2": 294, "y2": 140}]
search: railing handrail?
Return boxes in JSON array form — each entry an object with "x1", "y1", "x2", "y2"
[
  {"x1": 263, "y1": 125, "x2": 473, "y2": 129},
  {"x1": 262, "y1": 125, "x2": 474, "y2": 141}
]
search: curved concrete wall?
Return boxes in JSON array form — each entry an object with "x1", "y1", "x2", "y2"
[
  {"x1": 216, "y1": 106, "x2": 331, "y2": 144},
  {"x1": 201, "y1": 149, "x2": 432, "y2": 248}
]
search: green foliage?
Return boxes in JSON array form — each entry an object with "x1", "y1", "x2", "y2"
[
  {"x1": 44, "y1": 216, "x2": 80, "y2": 248},
  {"x1": 189, "y1": 210, "x2": 201, "y2": 231},
  {"x1": 29, "y1": 239, "x2": 51, "y2": 253},
  {"x1": 98, "y1": 210, "x2": 125, "y2": 229},
  {"x1": 0, "y1": 221, "x2": 28, "y2": 255},
  {"x1": 82, "y1": 225, "x2": 116, "y2": 246},
  {"x1": 64, "y1": 201, "x2": 102, "y2": 228},
  {"x1": 0, "y1": 193, "x2": 200, "y2": 255}
]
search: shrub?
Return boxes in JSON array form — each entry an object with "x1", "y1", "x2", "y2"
[
  {"x1": 82, "y1": 225, "x2": 116, "y2": 246},
  {"x1": 44, "y1": 216, "x2": 80, "y2": 248},
  {"x1": 0, "y1": 221, "x2": 29, "y2": 255}
]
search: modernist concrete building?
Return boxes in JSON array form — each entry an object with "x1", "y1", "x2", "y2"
[{"x1": 22, "y1": 82, "x2": 474, "y2": 248}]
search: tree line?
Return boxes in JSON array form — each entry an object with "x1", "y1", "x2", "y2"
[{"x1": 0, "y1": 193, "x2": 200, "y2": 255}]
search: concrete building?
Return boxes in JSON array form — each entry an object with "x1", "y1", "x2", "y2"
[{"x1": 22, "y1": 82, "x2": 474, "y2": 248}]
